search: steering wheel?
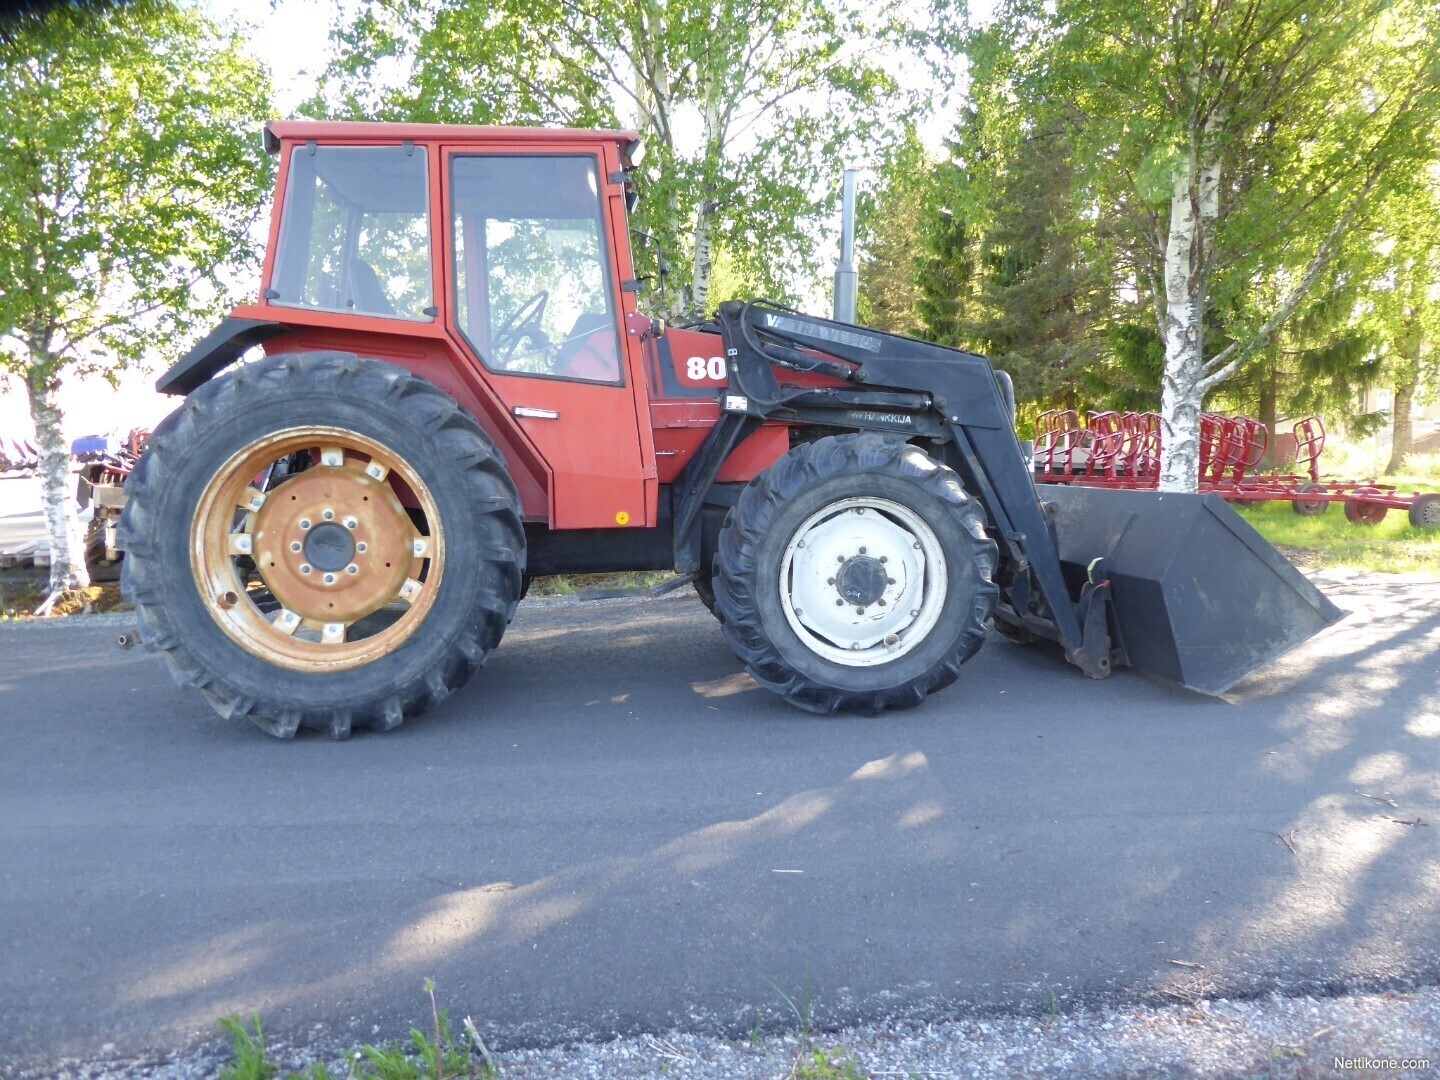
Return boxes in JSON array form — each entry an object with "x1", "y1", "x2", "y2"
[{"x1": 492, "y1": 291, "x2": 550, "y2": 365}]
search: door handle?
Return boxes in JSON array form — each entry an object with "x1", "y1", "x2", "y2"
[{"x1": 513, "y1": 407, "x2": 560, "y2": 420}]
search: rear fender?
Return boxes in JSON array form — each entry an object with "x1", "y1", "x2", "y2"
[{"x1": 155, "y1": 318, "x2": 293, "y2": 395}]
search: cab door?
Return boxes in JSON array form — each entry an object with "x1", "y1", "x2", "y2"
[{"x1": 441, "y1": 148, "x2": 647, "y2": 530}]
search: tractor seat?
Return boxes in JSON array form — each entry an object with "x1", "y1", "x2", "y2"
[
  {"x1": 554, "y1": 313, "x2": 620, "y2": 381},
  {"x1": 345, "y1": 259, "x2": 395, "y2": 316}
]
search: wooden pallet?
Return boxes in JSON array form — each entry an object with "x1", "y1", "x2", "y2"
[
  {"x1": 0, "y1": 523, "x2": 103, "y2": 570},
  {"x1": 0, "y1": 538, "x2": 42, "y2": 569}
]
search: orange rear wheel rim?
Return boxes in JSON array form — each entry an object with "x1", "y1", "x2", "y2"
[{"x1": 190, "y1": 426, "x2": 444, "y2": 672}]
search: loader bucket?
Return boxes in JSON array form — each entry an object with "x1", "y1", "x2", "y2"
[{"x1": 1039, "y1": 486, "x2": 1345, "y2": 695}]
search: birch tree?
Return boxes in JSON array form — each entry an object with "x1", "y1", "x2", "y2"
[
  {"x1": 970, "y1": 0, "x2": 1440, "y2": 490},
  {"x1": 311, "y1": 0, "x2": 959, "y2": 319},
  {"x1": 1357, "y1": 179, "x2": 1440, "y2": 473},
  {"x1": 0, "y1": 1, "x2": 271, "y2": 606}
]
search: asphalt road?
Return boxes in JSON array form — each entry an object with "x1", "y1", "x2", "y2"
[{"x1": 2, "y1": 575, "x2": 1439, "y2": 1071}]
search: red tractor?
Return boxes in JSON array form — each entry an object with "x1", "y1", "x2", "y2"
[{"x1": 119, "y1": 121, "x2": 1340, "y2": 738}]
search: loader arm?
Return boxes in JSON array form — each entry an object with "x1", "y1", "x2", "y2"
[{"x1": 689, "y1": 300, "x2": 1342, "y2": 696}]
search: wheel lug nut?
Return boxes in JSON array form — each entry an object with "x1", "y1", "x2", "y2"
[
  {"x1": 322, "y1": 508, "x2": 335, "y2": 521},
  {"x1": 300, "y1": 564, "x2": 312, "y2": 575},
  {"x1": 299, "y1": 519, "x2": 311, "y2": 530},
  {"x1": 835, "y1": 599, "x2": 844, "y2": 606},
  {"x1": 323, "y1": 573, "x2": 336, "y2": 585},
  {"x1": 878, "y1": 599, "x2": 887, "y2": 607},
  {"x1": 356, "y1": 542, "x2": 368, "y2": 553},
  {"x1": 879, "y1": 556, "x2": 888, "y2": 564},
  {"x1": 856, "y1": 606, "x2": 865, "y2": 615},
  {"x1": 290, "y1": 541, "x2": 302, "y2": 553},
  {"x1": 344, "y1": 517, "x2": 358, "y2": 530},
  {"x1": 887, "y1": 577, "x2": 896, "y2": 585},
  {"x1": 827, "y1": 577, "x2": 836, "y2": 585},
  {"x1": 346, "y1": 564, "x2": 359, "y2": 575},
  {"x1": 836, "y1": 555, "x2": 845, "y2": 563},
  {"x1": 859, "y1": 546, "x2": 867, "y2": 554}
]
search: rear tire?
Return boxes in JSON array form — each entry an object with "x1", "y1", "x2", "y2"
[
  {"x1": 712, "y1": 434, "x2": 998, "y2": 714},
  {"x1": 119, "y1": 353, "x2": 524, "y2": 738}
]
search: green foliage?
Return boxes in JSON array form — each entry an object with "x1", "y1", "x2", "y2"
[
  {"x1": 913, "y1": 161, "x2": 974, "y2": 349},
  {"x1": 0, "y1": 0, "x2": 273, "y2": 383},
  {"x1": 934, "y1": 0, "x2": 1440, "y2": 473},
  {"x1": 857, "y1": 128, "x2": 939, "y2": 337},
  {"x1": 219, "y1": 1015, "x2": 278, "y2": 1080},
  {"x1": 218, "y1": 983, "x2": 496, "y2": 1080},
  {"x1": 792, "y1": 1047, "x2": 867, "y2": 1079},
  {"x1": 309, "y1": 0, "x2": 963, "y2": 319}
]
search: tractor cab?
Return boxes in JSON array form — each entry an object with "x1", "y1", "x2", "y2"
[
  {"x1": 165, "y1": 122, "x2": 690, "y2": 534},
  {"x1": 269, "y1": 142, "x2": 624, "y2": 382}
]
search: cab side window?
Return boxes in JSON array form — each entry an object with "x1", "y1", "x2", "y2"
[{"x1": 270, "y1": 145, "x2": 433, "y2": 321}]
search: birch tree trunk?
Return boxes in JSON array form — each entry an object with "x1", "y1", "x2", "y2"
[
  {"x1": 25, "y1": 366, "x2": 90, "y2": 596},
  {"x1": 688, "y1": 95, "x2": 722, "y2": 320},
  {"x1": 690, "y1": 201, "x2": 715, "y2": 319},
  {"x1": 1158, "y1": 140, "x2": 1221, "y2": 493}
]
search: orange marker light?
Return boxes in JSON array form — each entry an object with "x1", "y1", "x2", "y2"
[{"x1": 615, "y1": 511, "x2": 631, "y2": 525}]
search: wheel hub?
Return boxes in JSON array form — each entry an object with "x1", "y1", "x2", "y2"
[
  {"x1": 835, "y1": 555, "x2": 888, "y2": 607},
  {"x1": 303, "y1": 522, "x2": 356, "y2": 572},
  {"x1": 778, "y1": 498, "x2": 948, "y2": 667},
  {"x1": 250, "y1": 459, "x2": 420, "y2": 625}
]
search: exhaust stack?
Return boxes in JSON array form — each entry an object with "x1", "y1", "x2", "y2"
[{"x1": 833, "y1": 169, "x2": 859, "y2": 323}]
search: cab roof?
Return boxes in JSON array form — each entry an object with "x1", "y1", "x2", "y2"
[{"x1": 263, "y1": 120, "x2": 642, "y2": 154}]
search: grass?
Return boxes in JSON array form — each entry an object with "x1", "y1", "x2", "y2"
[
  {"x1": 525, "y1": 570, "x2": 673, "y2": 596},
  {"x1": 766, "y1": 970, "x2": 870, "y2": 1080},
  {"x1": 219, "y1": 982, "x2": 496, "y2": 1080},
  {"x1": 0, "y1": 580, "x2": 129, "y2": 620},
  {"x1": 1234, "y1": 499, "x2": 1440, "y2": 574},
  {"x1": 1317, "y1": 445, "x2": 1440, "y2": 490}
]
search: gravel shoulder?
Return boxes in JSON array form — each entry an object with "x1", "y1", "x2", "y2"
[{"x1": 26, "y1": 987, "x2": 1440, "y2": 1078}]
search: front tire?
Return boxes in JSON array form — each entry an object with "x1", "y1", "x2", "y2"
[
  {"x1": 119, "y1": 353, "x2": 524, "y2": 738},
  {"x1": 712, "y1": 434, "x2": 998, "y2": 714}
]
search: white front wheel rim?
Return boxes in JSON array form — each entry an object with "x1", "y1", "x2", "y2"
[{"x1": 778, "y1": 496, "x2": 948, "y2": 667}]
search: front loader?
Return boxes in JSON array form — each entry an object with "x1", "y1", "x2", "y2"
[{"x1": 118, "y1": 121, "x2": 1341, "y2": 737}]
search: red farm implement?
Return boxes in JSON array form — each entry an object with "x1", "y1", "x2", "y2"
[{"x1": 1034, "y1": 411, "x2": 1440, "y2": 528}]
